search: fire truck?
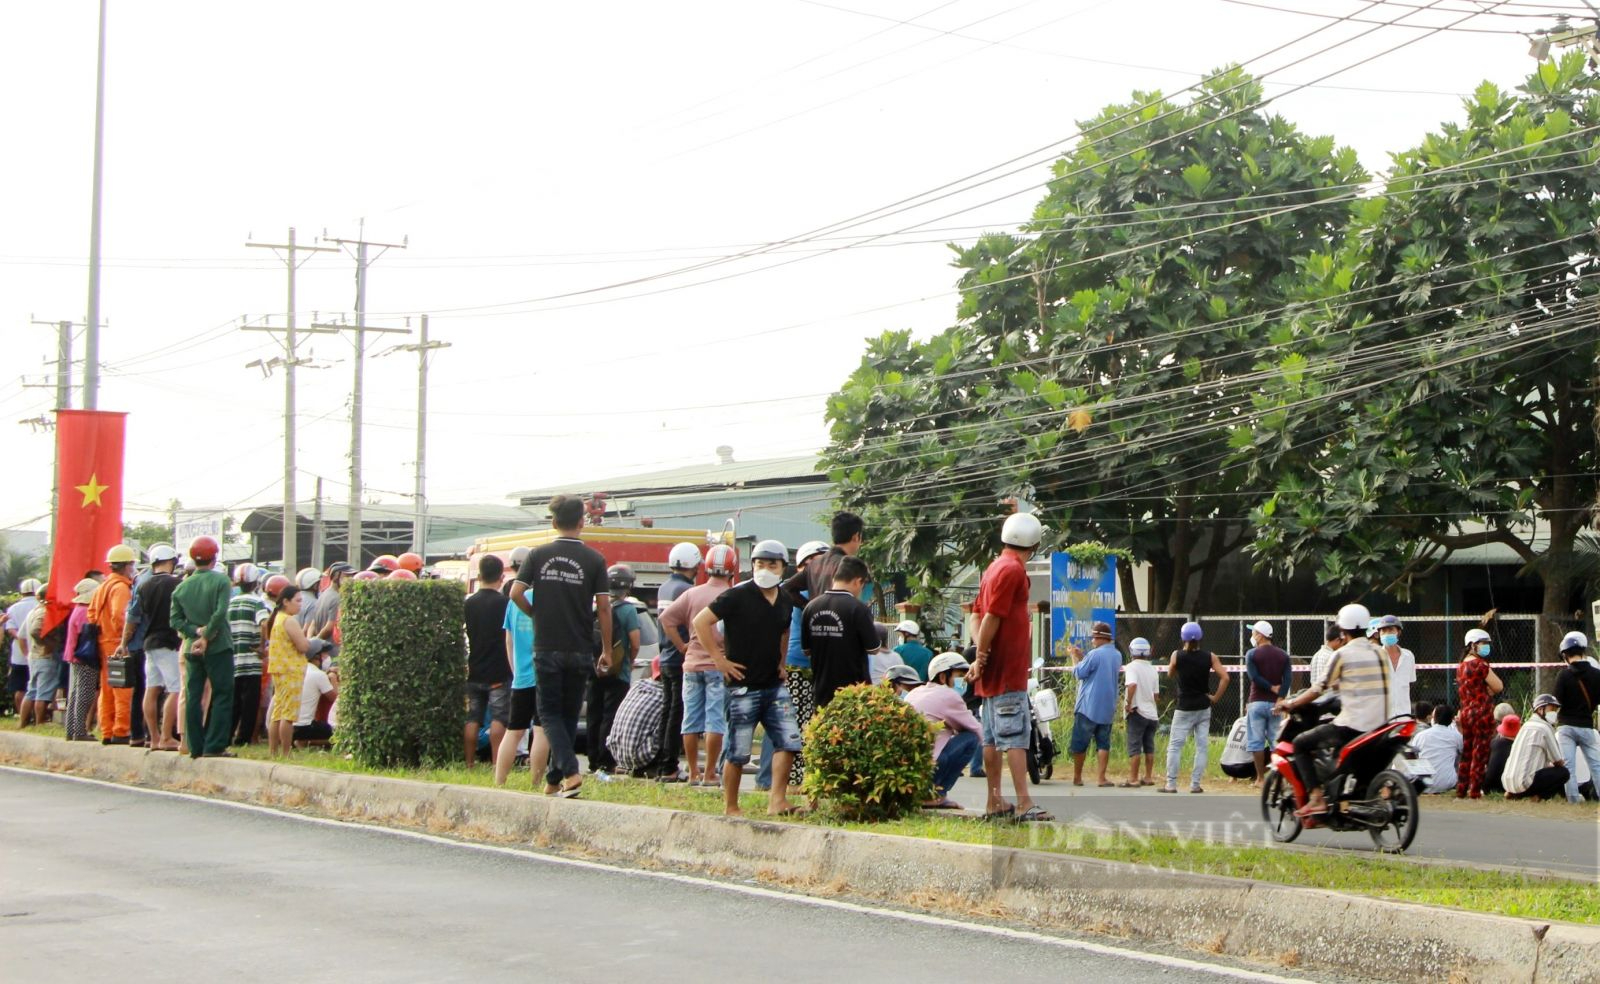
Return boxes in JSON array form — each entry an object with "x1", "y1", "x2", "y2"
[{"x1": 465, "y1": 517, "x2": 739, "y2": 603}]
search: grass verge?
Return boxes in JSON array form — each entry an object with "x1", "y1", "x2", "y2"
[{"x1": 5, "y1": 719, "x2": 1595, "y2": 924}]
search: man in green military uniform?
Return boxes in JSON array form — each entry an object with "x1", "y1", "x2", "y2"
[{"x1": 169, "y1": 535, "x2": 235, "y2": 759}]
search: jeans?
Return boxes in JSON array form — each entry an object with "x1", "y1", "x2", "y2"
[
  {"x1": 724, "y1": 686, "x2": 801, "y2": 766},
  {"x1": 650, "y1": 665, "x2": 684, "y2": 775},
  {"x1": 756, "y1": 733, "x2": 775, "y2": 790},
  {"x1": 934, "y1": 731, "x2": 981, "y2": 798},
  {"x1": 1245, "y1": 700, "x2": 1280, "y2": 753},
  {"x1": 534, "y1": 649, "x2": 590, "y2": 784},
  {"x1": 586, "y1": 674, "x2": 629, "y2": 772},
  {"x1": 184, "y1": 648, "x2": 235, "y2": 759},
  {"x1": 681, "y1": 669, "x2": 727, "y2": 735},
  {"x1": 1164, "y1": 707, "x2": 1212, "y2": 789},
  {"x1": 232, "y1": 674, "x2": 262, "y2": 745},
  {"x1": 1557, "y1": 725, "x2": 1600, "y2": 803},
  {"x1": 128, "y1": 651, "x2": 146, "y2": 742}
]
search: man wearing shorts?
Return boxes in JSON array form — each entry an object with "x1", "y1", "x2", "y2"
[
  {"x1": 1070, "y1": 621, "x2": 1120, "y2": 787},
  {"x1": 127, "y1": 545, "x2": 182, "y2": 750},
  {"x1": 1243, "y1": 620, "x2": 1291, "y2": 784},
  {"x1": 6, "y1": 579, "x2": 40, "y2": 717},
  {"x1": 694, "y1": 539, "x2": 802, "y2": 817},
  {"x1": 1122, "y1": 637, "x2": 1159, "y2": 786},
  {"x1": 464, "y1": 553, "x2": 512, "y2": 768},
  {"x1": 495, "y1": 571, "x2": 546, "y2": 787},
  {"x1": 968, "y1": 513, "x2": 1050, "y2": 822},
  {"x1": 20, "y1": 584, "x2": 56, "y2": 728},
  {"x1": 660, "y1": 544, "x2": 738, "y2": 787}
]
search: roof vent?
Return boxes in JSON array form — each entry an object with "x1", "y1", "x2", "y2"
[{"x1": 715, "y1": 445, "x2": 735, "y2": 465}]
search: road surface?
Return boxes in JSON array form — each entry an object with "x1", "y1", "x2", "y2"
[{"x1": 0, "y1": 768, "x2": 1329, "y2": 984}]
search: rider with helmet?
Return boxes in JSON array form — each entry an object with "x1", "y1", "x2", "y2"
[
  {"x1": 906, "y1": 651, "x2": 984, "y2": 809},
  {"x1": 169, "y1": 536, "x2": 238, "y2": 759},
  {"x1": 758, "y1": 539, "x2": 830, "y2": 793},
  {"x1": 90, "y1": 544, "x2": 139, "y2": 743},
  {"x1": 648, "y1": 542, "x2": 700, "y2": 780},
  {"x1": 659, "y1": 543, "x2": 738, "y2": 786},
  {"x1": 226, "y1": 563, "x2": 271, "y2": 746},
  {"x1": 1275, "y1": 603, "x2": 1391, "y2": 818},
  {"x1": 893, "y1": 619, "x2": 933, "y2": 682},
  {"x1": 503, "y1": 546, "x2": 531, "y2": 598},
  {"x1": 586, "y1": 563, "x2": 639, "y2": 774}
]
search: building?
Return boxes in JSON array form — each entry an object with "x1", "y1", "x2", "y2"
[{"x1": 239, "y1": 501, "x2": 550, "y2": 570}]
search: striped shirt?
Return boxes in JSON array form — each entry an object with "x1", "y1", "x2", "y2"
[
  {"x1": 1326, "y1": 637, "x2": 1391, "y2": 732},
  {"x1": 227, "y1": 592, "x2": 270, "y2": 676}
]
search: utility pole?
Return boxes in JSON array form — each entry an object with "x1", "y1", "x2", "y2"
[
  {"x1": 244, "y1": 227, "x2": 337, "y2": 572},
  {"x1": 383, "y1": 315, "x2": 450, "y2": 555},
  {"x1": 311, "y1": 476, "x2": 325, "y2": 571},
  {"x1": 83, "y1": 0, "x2": 108, "y2": 410},
  {"x1": 319, "y1": 222, "x2": 407, "y2": 567},
  {"x1": 25, "y1": 317, "x2": 80, "y2": 548}
]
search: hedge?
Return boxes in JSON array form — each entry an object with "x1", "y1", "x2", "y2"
[
  {"x1": 337, "y1": 579, "x2": 464, "y2": 768},
  {"x1": 802, "y1": 683, "x2": 936, "y2": 821}
]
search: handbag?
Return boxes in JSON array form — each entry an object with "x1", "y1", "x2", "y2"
[{"x1": 73, "y1": 623, "x2": 102, "y2": 669}]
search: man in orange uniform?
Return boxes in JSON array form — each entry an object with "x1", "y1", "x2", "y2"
[{"x1": 90, "y1": 544, "x2": 137, "y2": 743}]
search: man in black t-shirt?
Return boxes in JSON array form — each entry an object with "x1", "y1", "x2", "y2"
[
  {"x1": 801, "y1": 556, "x2": 877, "y2": 709},
  {"x1": 693, "y1": 539, "x2": 801, "y2": 817},
  {"x1": 510, "y1": 495, "x2": 611, "y2": 797},
  {"x1": 782, "y1": 511, "x2": 863, "y2": 609},
  {"x1": 464, "y1": 553, "x2": 511, "y2": 768}
]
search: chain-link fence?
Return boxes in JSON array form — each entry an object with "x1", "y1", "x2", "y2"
[{"x1": 1036, "y1": 611, "x2": 1561, "y2": 737}]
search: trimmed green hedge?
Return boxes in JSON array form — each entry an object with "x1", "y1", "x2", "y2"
[
  {"x1": 802, "y1": 683, "x2": 936, "y2": 821},
  {"x1": 338, "y1": 579, "x2": 464, "y2": 768}
]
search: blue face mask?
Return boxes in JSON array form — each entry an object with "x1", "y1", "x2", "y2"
[
  {"x1": 953, "y1": 678, "x2": 967, "y2": 696},
  {"x1": 1380, "y1": 633, "x2": 1399, "y2": 648},
  {"x1": 1477, "y1": 643, "x2": 1492, "y2": 657}
]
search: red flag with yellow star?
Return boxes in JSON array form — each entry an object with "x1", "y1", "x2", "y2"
[{"x1": 45, "y1": 410, "x2": 127, "y2": 632}]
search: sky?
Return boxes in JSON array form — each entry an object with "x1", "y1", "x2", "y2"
[{"x1": 0, "y1": 0, "x2": 1570, "y2": 538}]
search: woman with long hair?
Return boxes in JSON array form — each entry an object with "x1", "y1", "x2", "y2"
[
  {"x1": 1162, "y1": 621, "x2": 1229, "y2": 794},
  {"x1": 1455, "y1": 628, "x2": 1504, "y2": 799},
  {"x1": 264, "y1": 585, "x2": 322, "y2": 757}
]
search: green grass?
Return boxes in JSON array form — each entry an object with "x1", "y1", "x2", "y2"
[{"x1": 4, "y1": 718, "x2": 1595, "y2": 924}]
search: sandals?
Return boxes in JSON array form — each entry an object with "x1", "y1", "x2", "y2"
[
  {"x1": 1016, "y1": 805, "x2": 1056, "y2": 823},
  {"x1": 922, "y1": 798, "x2": 964, "y2": 810},
  {"x1": 982, "y1": 804, "x2": 1017, "y2": 821},
  {"x1": 557, "y1": 779, "x2": 583, "y2": 799},
  {"x1": 1116, "y1": 781, "x2": 1139, "y2": 788},
  {"x1": 768, "y1": 804, "x2": 810, "y2": 817}
]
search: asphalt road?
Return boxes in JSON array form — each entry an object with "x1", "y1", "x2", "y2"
[
  {"x1": 999, "y1": 783, "x2": 1600, "y2": 877},
  {"x1": 0, "y1": 768, "x2": 1327, "y2": 984}
]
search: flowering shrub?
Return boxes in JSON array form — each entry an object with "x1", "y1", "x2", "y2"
[{"x1": 802, "y1": 682, "x2": 936, "y2": 821}]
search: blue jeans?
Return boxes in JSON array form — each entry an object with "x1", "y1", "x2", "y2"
[
  {"x1": 979, "y1": 690, "x2": 1030, "y2": 751},
  {"x1": 934, "y1": 731, "x2": 981, "y2": 798},
  {"x1": 1245, "y1": 700, "x2": 1279, "y2": 753},
  {"x1": 681, "y1": 669, "x2": 727, "y2": 735},
  {"x1": 1557, "y1": 725, "x2": 1600, "y2": 803},
  {"x1": 725, "y1": 686, "x2": 801, "y2": 766},
  {"x1": 1068, "y1": 711, "x2": 1111, "y2": 754},
  {"x1": 756, "y1": 732, "x2": 775, "y2": 790},
  {"x1": 1165, "y1": 707, "x2": 1211, "y2": 789},
  {"x1": 534, "y1": 649, "x2": 590, "y2": 784}
]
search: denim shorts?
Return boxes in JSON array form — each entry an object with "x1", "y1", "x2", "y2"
[
  {"x1": 1126, "y1": 710, "x2": 1158, "y2": 756},
  {"x1": 25, "y1": 657, "x2": 59, "y2": 701},
  {"x1": 980, "y1": 690, "x2": 1030, "y2": 751},
  {"x1": 724, "y1": 685, "x2": 802, "y2": 766},
  {"x1": 464, "y1": 681, "x2": 511, "y2": 725},
  {"x1": 1245, "y1": 700, "x2": 1280, "y2": 752},
  {"x1": 681, "y1": 669, "x2": 727, "y2": 735},
  {"x1": 1069, "y1": 711, "x2": 1112, "y2": 754}
]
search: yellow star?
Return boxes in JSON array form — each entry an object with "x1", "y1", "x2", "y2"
[{"x1": 75, "y1": 473, "x2": 109, "y2": 508}]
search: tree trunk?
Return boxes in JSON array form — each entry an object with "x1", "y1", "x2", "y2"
[
  {"x1": 1162, "y1": 484, "x2": 1195, "y2": 613},
  {"x1": 1118, "y1": 555, "x2": 1142, "y2": 614}
]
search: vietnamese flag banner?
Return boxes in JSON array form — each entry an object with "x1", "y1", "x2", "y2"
[{"x1": 45, "y1": 410, "x2": 127, "y2": 632}]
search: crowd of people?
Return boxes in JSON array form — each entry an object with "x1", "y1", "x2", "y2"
[{"x1": 6, "y1": 498, "x2": 1599, "y2": 824}]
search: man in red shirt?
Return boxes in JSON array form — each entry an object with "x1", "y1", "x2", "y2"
[{"x1": 968, "y1": 512, "x2": 1052, "y2": 822}]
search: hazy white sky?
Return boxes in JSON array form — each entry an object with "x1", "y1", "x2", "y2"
[{"x1": 0, "y1": 0, "x2": 1558, "y2": 534}]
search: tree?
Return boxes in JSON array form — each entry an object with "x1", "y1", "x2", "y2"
[
  {"x1": 825, "y1": 68, "x2": 1364, "y2": 611},
  {"x1": 123, "y1": 520, "x2": 171, "y2": 548},
  {"x1": 1244, "y1": 54, "x2": 1600, "y2": 658}
]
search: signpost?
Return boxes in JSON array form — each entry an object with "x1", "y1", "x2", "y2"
[{"x1": 1050, "y1": 553, "x2": 1117, "y2": 662}]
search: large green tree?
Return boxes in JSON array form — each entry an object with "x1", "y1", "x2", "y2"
[
  {"x1": 1244, "y1": 54, "x2": 1600, "y2": 656},
  {"x1": 825, "y1": 68, "x2": 1364, "y2": 611}
]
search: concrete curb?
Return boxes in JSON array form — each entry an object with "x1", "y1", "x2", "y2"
[{"x1": 3, "y1": 731, "x2": 1591, "y2": 983}]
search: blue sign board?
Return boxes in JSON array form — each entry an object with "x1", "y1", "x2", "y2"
[{"x1": 1050, "y1": 553, "x2": 1118, "y2": 663}]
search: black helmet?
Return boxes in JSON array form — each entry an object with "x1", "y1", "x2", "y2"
[{"x1": 607, "y1": 563, "x2": 635, "y2": 592}]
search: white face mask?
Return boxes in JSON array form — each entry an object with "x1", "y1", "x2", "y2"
[{"x1": 751, "y1": 569, "x2": 781, "y2": 590}]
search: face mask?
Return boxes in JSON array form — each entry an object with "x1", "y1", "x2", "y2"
[
  {"x1": 1380, "y1": 633, "x2": 1399, "y2": 648},
  {"x1": 952, "y1": 678, "x2": 967, "y2": 696},
  {"x1": 1477, "y1": 643, "x2": 1492, "y2": 657},
  {"x1": 899, "y1": 690, "x2": 912, "y2": 701},
  {"x1": 751, "y1": 569, "x2": 781, "y2": 590},
  {"x1": 1540, "y1": 710, "x2": 1556, "y2": 724}
]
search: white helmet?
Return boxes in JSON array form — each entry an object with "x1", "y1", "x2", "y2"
[
  {"x1": 795, "y1": 540, "x2": 830, "y2": 566},
  {"x1": 667, "y1": 542, "x2": 702, "y2": 571},
  {"x1": 296, "y1": 567, "x2": 322, "y2": 591},
  {"x1": 927, "y1": 651, "x2": 969, "y2": 679},
  {"x1": 233, "y1": 563, "x2": 260, "y2": 586},
  {"x1": 146, "y1": 543, "x2": 179, "y2": 563},
  {"x1": 895, "y1": 619, "x2": 921, "y2": 638},
  {"x1": 1464, "y1": 628, "x2": 1492, "y2": 646},
  {"x1": 1001, "y1": 512, "x2": 1043, "y2": 549},
  {"x1": 1335, "y1": 603, "x2": 1372, "y2": 632},
  {"x1": 751, "y1": 539, "x2": 788, "y2": 561},
  {"x1": 17, "y1": 577, "x2": 39, "y2": 595},
  {"x1": 1130, "y1": 637, "x2": 1151, "y2": 656}
]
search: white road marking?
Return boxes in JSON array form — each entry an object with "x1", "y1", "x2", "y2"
[{"x1": 2, "y1": 765, "x2": 1316, "y2": 983}]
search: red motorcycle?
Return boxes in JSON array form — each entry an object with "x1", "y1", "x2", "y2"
[{"x1": 1260, "y1": 696, "x2": 1421, "y2": 853}]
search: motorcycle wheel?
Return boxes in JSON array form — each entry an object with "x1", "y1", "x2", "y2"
[
  {"x1": 1260, "y1": 771, "x2": 1302, "y2": 843},
  {"x1": 1367, "y1": 768, "x2": 1419, "y2": 853}
]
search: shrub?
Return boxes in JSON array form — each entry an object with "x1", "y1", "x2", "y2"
[
  {"x1": 337, "y1": 578, "x2": 464, "y2": 768},
  {"x1": 802, "y1": 682, "x2": 937, "y2": 821}
]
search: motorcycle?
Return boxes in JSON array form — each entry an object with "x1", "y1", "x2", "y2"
[
  {"x1": 1026, "y1": 663, "x2": 1060, "y2": 784},
  {"x1": 1261, "y1": 694, "x2": 1421, "y2": 852}
]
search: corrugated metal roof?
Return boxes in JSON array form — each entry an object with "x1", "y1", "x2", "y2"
[{"x1": 511, "y1": 454, "x2": 823, "y2": 502}]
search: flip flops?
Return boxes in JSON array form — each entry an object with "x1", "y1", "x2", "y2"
[
  {"x1": 982, "y1": 804, "x2": 1018, "y2": 821},
  {"x1": 1016, "y1": 805, "x2": 1056, "y2": 823}
]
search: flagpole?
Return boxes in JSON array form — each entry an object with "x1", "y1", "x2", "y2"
[{"x1": 84, "y1": 0, "x2": 107, "y2": 410}]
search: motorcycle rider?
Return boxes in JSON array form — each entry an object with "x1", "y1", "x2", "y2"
[{"x1": 1273, "y1": 603, "x2": 1390, "y2": 819}]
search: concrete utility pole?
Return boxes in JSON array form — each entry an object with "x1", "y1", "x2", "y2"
[
  {"x1": 383, "y1": 315, "x2": 450, "y2": 555},
  {"x1": 83, "y1": 0, "x2": 108, "y2": 410},
  {"x1": 244, "y1": 227, "x2": 337, "y2": 572},
  {"x1": 310, "y1": 476, "x2": 325, "y2": 571},
  {"x1": 24, "y1": 318, "x2": 81, "y2": 548},
  {"x1": 310, "y1": 223, "x2": 407, "y2": 568}
]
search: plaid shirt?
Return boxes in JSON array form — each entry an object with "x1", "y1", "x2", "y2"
[{"x1": 606, "y1": 677, "x2": 664, "y2": 772}]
